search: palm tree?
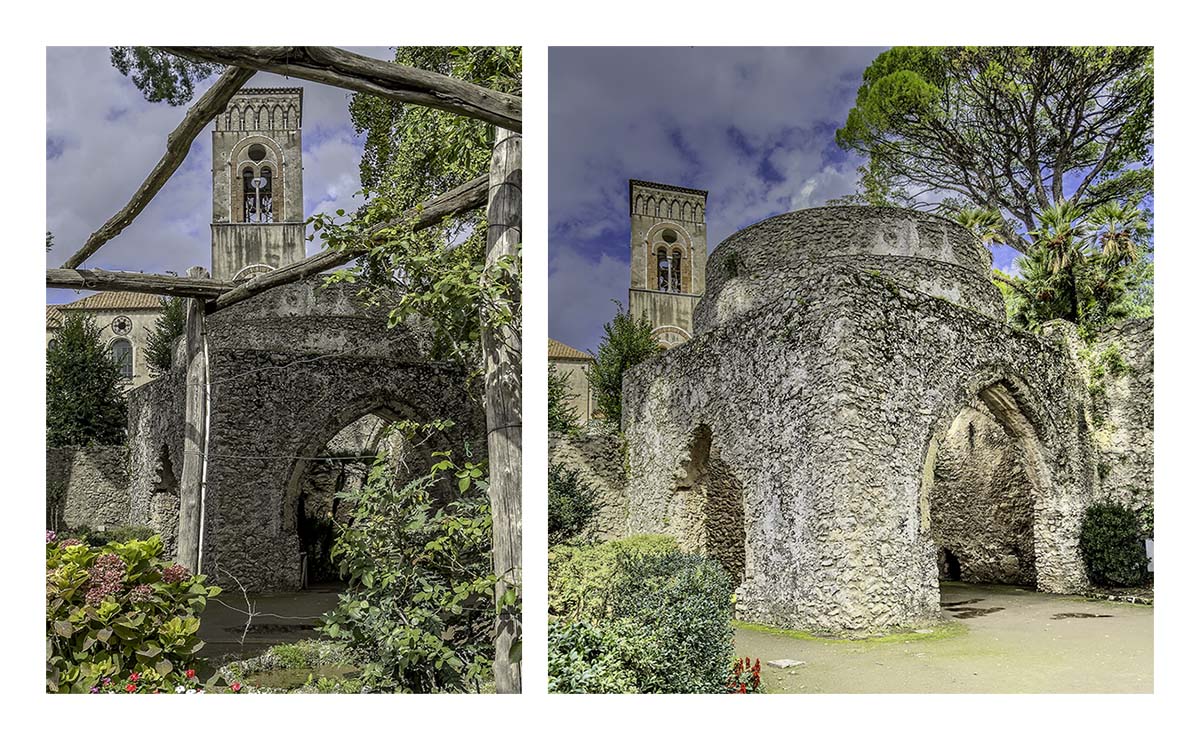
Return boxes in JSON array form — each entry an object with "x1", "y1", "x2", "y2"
[
  {"x1": 953, "y1": 206, "x2": 1006, "y2": 248},
  {"x1": 1086, "y1": 200, "x2": 1149, "y2": 266},
  {"x1": 1029, "y1": 201, "x2": 1086, "y2": 322}
]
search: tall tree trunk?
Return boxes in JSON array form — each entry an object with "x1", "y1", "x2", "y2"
[{"x1": 483, "y1": 126, "x2": 522, "y2": 693}]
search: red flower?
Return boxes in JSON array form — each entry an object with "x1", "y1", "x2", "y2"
[
  {"x1": 230, "y1": 682, "x2": 242, "y2": 693},
  {"x1": 186, "y1": 669, "x2": 196, "y2": 679},
  {"x1": 129, "y1": 672, "x2": 140, "y2": 682},
  {"x1": 125, "y1": 683, "x2": 136, "y2": 693}
]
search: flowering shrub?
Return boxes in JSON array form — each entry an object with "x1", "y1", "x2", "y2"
[
  {"x1": 46, "y1": 534, "x2": 220, "y2": 693},
  {"x1": 727, "y1": 657, "x2": 763, "y2": 694}
]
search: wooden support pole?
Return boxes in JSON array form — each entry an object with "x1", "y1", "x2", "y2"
[
  {"x1": 47, "y1": 268, "x2": 235, "y2": 300},
  {"x1": 61, "y1": 66, "x2": 255, "y2": 269},
  {"x1": 176, "y1": 267, "x2": 210, "y2": 572},
  {"x1": 162, "y1": 47, "x2": 522, "y2": 132},
  {"x1": 483, "y1": 126, "x2": 522, "y2": 694}
]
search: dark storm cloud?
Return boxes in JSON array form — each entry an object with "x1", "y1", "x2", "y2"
[
  {"x1": 548, "y1": 46, "x2": 885, "y2": 354},
  {"x1": 45, "y1": 46, "x2": 393, "y2": 304}
]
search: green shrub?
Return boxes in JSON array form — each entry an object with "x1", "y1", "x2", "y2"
[
  {"x1": 58, "y1": 524, "x2": 157, "y2": 547},
  {"x1": 549, "y1": 363, "x2": 579, "y2": 434},
  {"x1": 548, "y1": 463, "x2": 599, "y2": 545},
  {"x1": 45, "y1": 533, "x2": 220, "y2": 693},
  {"x1": 547, "y1": 618, "x2": 657, "y2": 694},
  {"x1": 608, "y1": 552, "x2": 735, "y2": 693},
  {"x1": 548, "y1": 534, "x2": 679, "y2": 619},
  {"x1": 1080, "y1": 502, "x2": 1149, "y2": 587},
  {"x1": 319, "y1": 450, "x2": 494, "y2": 693},
  {"x1": 46, "y1": 312, "x2": 128, "y2": 447}
]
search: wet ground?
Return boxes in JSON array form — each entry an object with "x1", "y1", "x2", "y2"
[
  {"x1": 198, "y1": 586, "x2": 342, "y2": 664},
  {"x1": 734, "y1": 582, "x2": 1152, "y2": 693}
]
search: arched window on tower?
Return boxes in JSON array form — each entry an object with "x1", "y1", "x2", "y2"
[
  {"x1": 111, "y1": 339, "x2": 133, "y2": 380},
  {"x1": 242, "y1": 166, "x2": 256, "y2": 222},
  {"x1": 671, "y1": 249, "x2": 683, "y2": 293},
  {"x1": 258, "y1": 166, "x2": 274, "y2": 222},
  {"x1": 657, "y1": 248, "x2": 670, "y2": 291}
]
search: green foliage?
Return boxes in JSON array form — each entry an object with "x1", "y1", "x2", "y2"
[
  {"x1": 1080, "y1": 502, "x2": 1150, "y2": 587},
  {"x1": 218, "y1": 640, "x2": 362, "y2": 694},
  {"x1": 56, "y1": 525, "x2": 157, "y2": 548},
  {"x1": 46, "y1": 312, "x2": 128, "y2": 447},
  {"x1": 317, "y1": 46, "x2": 523, "y2": 365},
  {"x1": 547, "y1": 540, "x2": 736, "y2": 693},
  {"x1": 548, "y1": 463, "x2": 599, "y2": 545},
  {"x1": 319, "y1": 445, "x2": 495, "y2": 693},
  {"x1": 110, "y1": 47, "x2": 221, "y2": 105},
  {"x1": 1138, "y1": 504, "x2": 1154, "y2": 538},
  {"x1": 548, "y1": 363, "x2": 579, "y2": 434},
  {"x1": 585, "y1": 303, "x2": 661, "y2": 421},
  {"x1": 45, "y1": 534, "x2": 219, "y2": 693},
  {"x1": 547, "y1": 617, "x2": 657, "y2": 694},
  {"x1": 145, "y1": 297, "x2": 186, "y2": 377},
  {"x1": 548, "y1": 534, "x2": 679, "y2": 619}
]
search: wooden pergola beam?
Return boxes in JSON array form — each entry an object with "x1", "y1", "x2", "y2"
[
  {"x1": 47, "y1": 268, "x2": 235, "y2": 300},
  {"x1": 60, "y1": 66, "x2": 256, "y2": 270},
  {"x1": 212, "y1": 173, "x2": 489, "y2": 310},
  {"x1": 161, "y1": 46, "x2": 522, "y2": 132}
]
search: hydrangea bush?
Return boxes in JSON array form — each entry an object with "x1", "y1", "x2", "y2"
[{"x1": 46, "y1": 533, "x2": 220, "y2": 693}]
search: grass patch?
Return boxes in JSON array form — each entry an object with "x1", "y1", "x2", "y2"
[{"x1": 732, "y1": 619, "x2": 968, "y2": 645}]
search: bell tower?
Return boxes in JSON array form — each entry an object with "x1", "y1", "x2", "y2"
[
  {"x1": 210, "y1": 87, "x2": 306, "y2": 281},
  {"x1": 628, "y1": 179, "x2": 708, "y2": 347}
]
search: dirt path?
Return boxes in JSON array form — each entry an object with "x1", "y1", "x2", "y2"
[{"x1": 734, "y1": 583, "x2": 1152, "y2": 693}]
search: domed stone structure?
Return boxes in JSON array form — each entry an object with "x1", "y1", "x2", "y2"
[{"x1": 613, "y1": 205, "x2": 1150, "y2": 633}]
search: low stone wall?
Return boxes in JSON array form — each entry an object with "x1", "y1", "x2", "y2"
[
  {"x1": 548, "y1": 430, "x2": 627, "y2": 541},
  {"x1": 47, "y1": 445, "x2": 131, "y2": 532}
]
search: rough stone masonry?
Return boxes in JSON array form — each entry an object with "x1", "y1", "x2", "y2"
[{"x1": 602, "y1": 205, "x2": 1151, "y2": 634}]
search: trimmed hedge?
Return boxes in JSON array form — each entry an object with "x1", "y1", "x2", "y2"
[
  {"x1": 548, "y1": 534, "x2": 679, "y2": 619},
  {"x1": 1080, "y1": 502, "x2": 1149, "y2": 587}
]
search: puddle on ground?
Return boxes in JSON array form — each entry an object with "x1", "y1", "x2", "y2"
[
  {"x1": 946, "y1": 606, "x2": 1005, "y2": 619},
  {"x1": 940, "y1": 598, "x2": 984, "y2": 607},
  {"x1": 1051, "y1": 612, "x2": 1113, "y2": 620}
]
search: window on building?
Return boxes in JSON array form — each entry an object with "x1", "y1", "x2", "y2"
[
  {"x1": 111, "y1": 339, "x2": 133, "y2": 380},
  {"x1": 671, "y1": 250, "x2": 683, "y2": 293},
  {"x1": 242, "y1": 163, "x2": 274, "y2": 223},
  {"x1": 657, "y1": 248, "x2": 670, "y2": 291}
]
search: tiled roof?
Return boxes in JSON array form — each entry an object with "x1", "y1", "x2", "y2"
[
  {"x1": 548, "y1": 338, "x2": 592, "y2": 361},
  {"x1": 46, "y1": 305, "x2": 63, "y2": 327},
  {"x1": 57, "y1": 291, "x2": 163, "y2": 311}
]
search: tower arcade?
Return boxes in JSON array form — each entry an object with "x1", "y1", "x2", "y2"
[
  {"x1": 628, "y1": 179, "x2": 708, "y2": 348},
  {"x1": 210, "y1": 87, "x2": 306, "y2": 281}
]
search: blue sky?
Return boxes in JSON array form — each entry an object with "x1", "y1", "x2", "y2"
[
  {"x1": 46, "y1": 46, "x2": 394, "y2": 304},
  {"x1": 548, "y1": 46, "x2": 887, "y2": 354}
]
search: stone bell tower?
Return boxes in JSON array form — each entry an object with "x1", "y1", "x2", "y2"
[
  {"x1": 210, "y1": 87, "x2": 306, "y2": 281},
  {"x1": 628, "y1": 179, "x2": 708, "y2": 348}
]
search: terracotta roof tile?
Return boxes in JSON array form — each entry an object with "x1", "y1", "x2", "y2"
[
  {"x1": 548, "y1": 338, "x2": 592, "y2": 361},
  {"x1": 57, "y1": 291, "x2": 163, "y2": 311}
]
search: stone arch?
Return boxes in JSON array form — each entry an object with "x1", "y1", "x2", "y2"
[
  {"x1": 917, "y1": 367, "x2": 1071, "y2": 592},
  {"x1": 675, "y1": 424, "x2": 746, "y2": 584},
  {"x1": 227, "y1": 135, "x2": 285, "y2": 221}
]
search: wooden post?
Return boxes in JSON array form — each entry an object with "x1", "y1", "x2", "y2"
[
  {"x1": 483, "y1": 126, "x2": 522, "y2": 693},
  {"x1": 176, "y1": 266, "x2": 210, "y2": 572}
]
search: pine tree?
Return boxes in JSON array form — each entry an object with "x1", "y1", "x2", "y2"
[
  {"x1": 145, "y1": 297, "x2": 186, "y2": 376},
  {"x1": 47, "y1": 312, "x2": 128, "y2": 446}
]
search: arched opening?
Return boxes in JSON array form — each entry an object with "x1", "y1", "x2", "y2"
[
  {"x1": 920, "y1": 380, "x2": 1049, "y2": 591},
  {"x1": 283, "y1": 401, "x2": 455, "y2": 590},
  {"x1": 677, "y1": 424, "x2": 746, "y2": 585},
  {"x1": 670, "y1": 249, "x2": 683, "y2": 293},
  {"x1": 657, "y1": 247, "x2": 670, "y2": 291}
]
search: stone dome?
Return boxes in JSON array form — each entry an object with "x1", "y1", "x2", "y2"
[{"x1": 694, "y1": 206, "x2": 1006, "y2": 332}]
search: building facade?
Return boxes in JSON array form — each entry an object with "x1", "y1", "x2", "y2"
[
  {"x1": 549, "y1": 338, "x2": 595, "y2": 424},
  {"x1": 628, "y1": 179, "x2": 708, "y2": 348},
  {"x1": 46, "y1": 292, "x2": 164, "y2": 388}
]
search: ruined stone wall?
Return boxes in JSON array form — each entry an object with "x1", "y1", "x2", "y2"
[
  {"x1": 46, "y1": 446, "x2": 131, "y2": 531},
  {"x1": 621, "y1": 207, "x2": 1099, "y2": 634},
  {"x1": 929, "y1": 403, "x2": 1036, "y2": 585},
  {"x1": 126, "y1": 359, "x2": 187, "y2": 557},
  {"x1": 198, "y1": 280, "x2": 485, "y2": 591},
  {"x1": 1086, "y1": 318, "x2": 1154, "y2": 513},
  {"x1": 548, "y1": 430, "x2": 627, "y2": 541}
]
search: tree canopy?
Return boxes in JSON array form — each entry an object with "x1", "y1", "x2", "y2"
[
  {"x1": 837, "y1": 46, "x2": 1153, "y2": 250},
  {"x1": 585, "y1": 305, "x2": 660, "y2": 422},
  {"x1": 47, "y1": 312, "x2": 128, "y2": 447}
]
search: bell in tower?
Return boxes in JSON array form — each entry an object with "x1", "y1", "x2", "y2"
[{"x1": 210, "y1": 87, "x2": 306, "y2": 281}]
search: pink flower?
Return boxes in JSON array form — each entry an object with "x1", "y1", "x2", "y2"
[
  {"x1": 161, "y1": 563, "x2": 190, "y2": 584},
  {"x1": 230, "y1": 682, "x2": 242, "y2": 693},
  {"x1": 46, "y1": 530, "x2": 57, "y2": 543}
]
